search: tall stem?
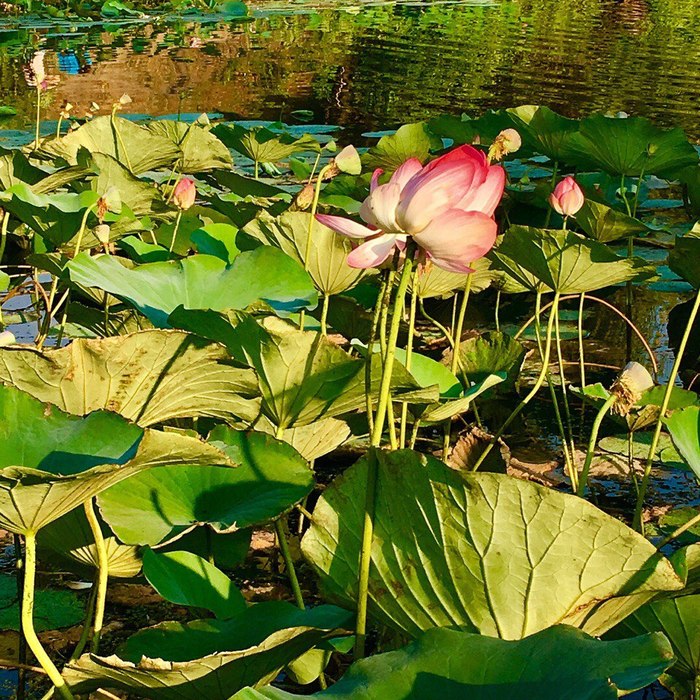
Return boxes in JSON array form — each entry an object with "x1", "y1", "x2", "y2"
[
  {"x1": 400, "y1": 269, "x2": 420, "y2": 449},
  {"x1": 14, "y1": 535, "x2": 26, "y2": 700},
  {"x1": 494, "y1": 288, "x2": 501, "y2": 332},
  {"x1": 355, "y1": 253, "x2": 415, "y2": 659},
  {"x1": 544, "y1": 161, "x2": 558, "y2": 228},
  {"x1": 365, "y1": 272, "x2": 390, "y2": 436},
  {"x1": 577, "y1": 293, "x2": 586, "y2": 390},
  {"x1": 472, "y1": 292, "x2": 561, "y2": 472},
  {"x1": 0, "y1": 210, "x2": 9, "y2": 265},
  {"x1": 83, "y1": 499, "x2": 108, "y2": 653},
  {"x1": 72, "y1": 205, "x2": 94, "y2": 257},
  {"x1": 275, "y1": 519, "x2": 305, "y2": 610},
  {"x1": 168, "y1": 210, "x2": 183, "y2": 254},
  {"x1": 21, "y1": 533, "x2": 76, "y2": 700},
  {"x1": 319, "y1": 293, "x2": 330, "y2": 335},
  {"x1": 633, "y1": 290, "x2": 700, "y2": 532},
  {"x1": 34, "y1": 87, "x2": 41, "y2": 150},
  {"x1": 577, "y1": 394, "x2": 616, "y2": 497}
]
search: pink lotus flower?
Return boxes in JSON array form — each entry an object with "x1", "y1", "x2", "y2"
[
  {"x1": 172, "y1": 178, "x2": 196, "y2": 210},
  {"x1": 549, "y1": 176, "x2": 584, "y2": 217},
  {"x1": 316, "y1": 145, "x2": 505, "y2": 272}
]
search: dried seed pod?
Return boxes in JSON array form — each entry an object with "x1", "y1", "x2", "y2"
[{"x1": 610, "y1": 361, "x2": 654, "y2": 415}]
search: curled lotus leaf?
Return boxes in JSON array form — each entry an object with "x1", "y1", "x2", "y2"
[
  {"x1": 145, "y1": 121, "x2": 233, "y2": 172},
  {"x1": 302, "y1": 449, "x2": 683, "y2": 641},
  {"x1": 0, "y1": 330, "x2": 260, "y2": 427}
]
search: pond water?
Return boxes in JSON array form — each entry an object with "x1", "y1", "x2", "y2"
[{"x1": 1, "y1": 0, "x2": 699, "y2": 139}]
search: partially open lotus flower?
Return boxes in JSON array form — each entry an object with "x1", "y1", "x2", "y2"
[
  {"x1": 172, "y1": 178, "x2": 196, "y2": 210},
  {"x1": 549, "y1": 176, "x2": 585, "y2": 217},
  {"x1": 488, "y1": 128, "x2": 522, "y2": 162},
  {"x1": 316, "y1": 145, "x2": 505, "y2": 271}
]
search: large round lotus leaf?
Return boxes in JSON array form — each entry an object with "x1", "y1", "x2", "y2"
[
  {"x1": 363, "y1": 123, "x2": 441, "y2": 170},
  {"x1": 666, "y1": 406, "x2": 700, "y2": 479},
  {"x1": 410, "y1": 256, "x2": 493, "y2": 299},
  {"x1": 255, "y1": 416, "x2": 351, "y2": 462},
  {"x1": 98, "y1": 428, "x2": 314, "y2": 546},
  {"x1": 669, "y1": 234, "x2": 700, "y2": 289},
  {"x1": 213, "y1": 124, "x2": 321, "y2": 163},
  {"x1": 0, "y1": 384, "x2": 232, "y2": 534},
  {"x1": 302, "y1": 449, "x2": 683, "y2": 641},
  {"x1": 489, "y1": 226, "x2": 655, "y2": 294},
  {"x1": 38, "y1": 506, "x2": 142, "y2": 579},
  {"x1": 67, "y1": 248, "x2": 318, "y2": 326},
  {"x1": 244, "y1": 211, "x2": 366, "y2": 296},
  {"x1": 560, "y1": 114, "x2": 698, "y2": 177},
  {"x1": 0, "y1": 146, "x2": 44, "y2": 190},
  {"x1": 507, "y1": 105, "x2": 580, "y2": 162},
  {"x1": 169, "y1": 312, "x2": 438, "y2": 430},
  {"x1": 145, "y1": 121, "x2": 233, "y2": 172},
  {"x1": 63, "y1": 603, "x2": 352, "y2": 700},
  {"x1": 0, "y1": 330, "x2": 260, "y2": 427},
  {"x1": 575, "y1": 199, "x2": 650, "y2": 244},
  {"x1": 233, "y1": 625, "x2": 673, "y2": 700},
  {"x1": 37, "y1": 115, "x2": 181, "y2": 174}
]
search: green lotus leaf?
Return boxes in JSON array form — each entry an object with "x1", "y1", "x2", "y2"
[
  {"x1": 665, "y1": 405, "x2": 700, "y2": 479},
  {"x1": 38, "y1": 506, "x2": 142, "y2": 578},
  {"x1": 209, "y1": 170, "x2": 292, "y2": 205},
  {"x1": 0, "y1": 383, "x2": 232, "y2": 535},
  {"x1": 38, "y1": 115, "x2": 181, "y2": 174},
  {"x1": 0, "y1": 330, "x2": 259, "y2": 427},
  {"x1": 120, "y1": 235, "x2": 170, "y2": 263},
  {"x1": 244, "y1": 211, "x2": 366, "y2": 296},
  {"x1": 575, "y1": 199, "x2": 650, "y2": 243},
  {"x1": 190, "y1": 223, "x2": 240, "y2": 264},
  {"x1": 255, "y1": 416, "x2": 351, "y2": 461},
  {"x1": 363, "y1": 123, "x2": 441, "y2": 171},
  {"x1": 560, "y1": 114, "x2": 698, "y2": 177},
  {"x1": 302, "y1": 449, "x2": 683, "y2": 640},
  {"x1": 449, "y1": 330, "x2": 527, "y2": 393},
  {"x1": 67, "y1": 248, "x2": 318, "y2": 326},
  {"x1": 98, "y1": 428, "x2": 314, "y2": 546},
  {"x1": 419, "y1": 373, "x2": 506, "y2": 424},
  {"x1": 145, "y1": 121, "x2": 233, "y2": 172},
  {"x1": 213, "y1": 124, "x2": 321, "y2": 163},
  {"x1": 669, "y1": 233, "x2": 700, "y2": 289},
  {"x1": 170, "y1": 312, "x2": 438, "y2": 430},
  {"x1": 489, "y1": 226, "x2": 655, "y2": 294},
  {"x1": 234, "y1": 625, "x2": 673, "y2": 700},
  {"x1": 142, "y1": 549, "x2": 246, "y2": 619},
  {"x1": 410, "y1": 256, "x2": 494, "y2": 299},
  {"x1": 0, "y1": 146, "x2": 45, "y2": 190},
  {"x1": 63, "y1": 603, "x2": 352, "y2": 700},
  {"x1": 507, "y1": 105, "x2": 579, "y2": 162}
]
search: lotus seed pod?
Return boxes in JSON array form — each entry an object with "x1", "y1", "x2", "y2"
[
  {"x1": 488, "y1": 128, "x2": 522, "y2": 162},
  {"x1": 610, "y1": 361, "x2": 654, "y2": 415},
  {"x1": 295, "y1": 183, "x2": 315, "y2": 210},
  {"x1": 94, "y1": 224, "x2": 111, "y2": 245}
]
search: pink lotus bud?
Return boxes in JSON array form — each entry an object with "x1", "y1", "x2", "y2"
[
  {"x1": 172, "y1": 178, "x2": 196, "y2": 210},
  {"x1": 549, "y1": 176, "x2": 584, "y2": 217}
]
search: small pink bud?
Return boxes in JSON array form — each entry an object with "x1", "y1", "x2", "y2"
[
  {"x1": 549, "y1": 176, "x2": 584, "y2": 217},
  {"x1": 172, "y1": 178, "x2": 196, "y2": 210}
]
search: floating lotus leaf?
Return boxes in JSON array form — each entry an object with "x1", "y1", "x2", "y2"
[
  {"x1": 410, "y1": 257, "x2": 494, "y2": 299},
  {"x1": 575, "y1": 199, "x2": 651, "y2": 243},
  {"x1": 170, "y1": 312, "x2": 438, "y2": 430},
  {"x1": 507, "y1": 105, "x2": 579, "y2": 162},
  {"x1": 665, "y1": 406, "x2": 700, "y2": 479},
  {"x1": 669, "y1": 233, "x2": 700, "y2": 289},
  {"x1": 142, "y1": 549, "x2": 246, "y2": 619},
  {"x1": 63, "y1": 603, "x2": 352, "y2": 700},
  {"x1": 244, "y1": 211, "x2": 366, "y2": 296},
  {"x1": 302, "y1": 449, "x2": 683, "y2": 640},
  {"x1": 489, "y1": 226, "x2": 655, "y2": 294},
  {"x1": 38, "y1": 115, "x2": 181, "y2": 174},
  {"x1": 67, "y1": 248, "x2": 318, "y2": 326},
  {"x1": 561, "y1": 114, "x2": 698, "y2": 177},
  {"x1": 233, "y1": 625, "x2": 673, "y2": 700},
  {"x1": 213, "y1": 124, "x2": 321, "y2": 163},
  {"x1": 38, "y1": 506, "x2": 142, "y2": 578},
  {"x1": 98, "y1": 428, "x2": 314, "y2": 546},
  {"x1": 145, "y1": 121, "x2": 233, "y2": 172},
  {"x1": 363, "y1": 123, "x2": 441, "y2": 171},
  {"x1": 0, "y1": 330, "x2": 259, "y2": 427},
  {"x1": 0, "y1": 383, "x2": 231, "y2": 535}
]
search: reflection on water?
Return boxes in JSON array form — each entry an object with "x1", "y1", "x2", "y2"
[{"x1": 0, "y1": 0, "x2": 699, "y2": 138}]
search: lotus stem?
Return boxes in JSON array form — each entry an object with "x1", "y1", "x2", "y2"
[
  {"x1": 419, "y1": 297, "x2": 455, "y2": 348},
  {"x1": 386, "y1": 400, "x2": 398, "y2": 450},
  {"x1": 21, "y1": 533, "x2": 76, "y2": 700},
  {"x1": 254, "y1": 161, "x2": 259, "y2": 180},
  {"x1": 13, "y1": 535, "x2": 26, "y2": 700},
  {"x1": 168, "y1": 210, "x2": 183, "y2": 254},
  {"x1": 399, "y1": 269, "x2": 420, "y2": 449},
  {"x1": 319, "y1": 293, "x2": 330, "y2": 335},
  {"x1": 355, "y1": 251, "x2": 415, "y2": 659},
  {"x1": 472, "y1": 292, "x2": 561, "y2": 472},
  {"x1": 69, "y1": 582, "x2": 97, "y2": 662},
  {"x1": 495, "y1": 288, "x2": 501, "y2": 332},
  {"x1": 577, "y1": 394, "x2": 617, "y2": 497},
  {"x1": 72, "y1": 204, "x2": 95, "y2": 257},
  {"x1": 365, "y1": 271, "x2": 391, "y2": 435},
  {"x1": 0, "y1": 210, "x2": 9, "y2": 265},
  {"x1": 110, "y1": 109, "x2": 133, "y2": 173},
  {"x1": 34, "y1": 86, "x2": 41, "y2": 150},
  {"x1": 544, "y1": 161, "x2": 558, "y2": 228},
  {"x1": 274, "y1": 519, "x2": 304, "y2": 610},
  {"x1": 577, "y1": 293, "x2": 586, "y2": 390},
  {"x1": 633, "y1": 290, "x2": 700, "y2": 533},
  {"x1": 656, "y1": 511, "x2": 700, "y2": 550},
  {"x1": 83, "y1": 499, "x2": 109, "y2": 653}
]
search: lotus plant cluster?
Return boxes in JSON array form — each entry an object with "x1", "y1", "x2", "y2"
[{"x1": 0, "y1": 100, "x2": 698, "y2": 700}]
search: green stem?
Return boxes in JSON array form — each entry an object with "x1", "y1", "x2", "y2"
[
  {"x1": 83, "y1": 499, "x2": 108, "y2": 653},
  {"x1": 494, "y1": 288, "x2": 501, "y2": 332},
  {"x1": 168, "y1": 210, "x2": 183, "y2": 254},
  {"x1": 275, "y1": 519, "x2": 304, "y2": 610},
  {"x1": 399, "y1": 269, "x2": 420, "y2": 449},
  {"x1": 472, "y1": 292, "x2": 561, "y2": 472},
  {"x1": 72, "y1": 205, "x2": 94, "y2": 257},
  {"x1": 544, "y1": 161, "x2": 558, "y2": 228},
  {"x1": 578, "y1": 293, "x2": 586, "y2": 390},
  {"x1": 21, "y1": 533, "x2": 76, "y2": 699},
  {"x1": 34, "y1": 87, "x2": 41, "y2": 150},
  {"x1": 69, "y1": 580, "x2": 97, "y2": 662},
  {"x1": 111, "y1": 109, "x2": 133, "y2": 173},
  {"x1": 657, "y1": 510, "x2": 700, "y2": 550},
  {"x1": 319, "y1": 293, "x2": 330, "y2": 336},
  {"x1": 254, "y1": 161, "x2": 259, "y2": 180},
  {"x1": 365, "y1": 272, "x2": 390, "y2": 436},
  {"x1": 55, "y1": 115, "x2": 63, "y2": 140},
  {"x1": 14, "y1": 535, "x2": 26, "y2": 700},
  {"x1": 577, "y1": 394, "x2": 617, "y2": 497},
  {"x1": 634, "y1": 290, "x2": 700, "y2": 532},
  {"x1": 0, "y1": 210, "x2": 10, "y2": 264},
  {"x1": 355, "y1": 253, "x2": 415, "y2": 659},
  {"x1": 419, "y1": 297, "x2": 455, "y2": 348}
]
